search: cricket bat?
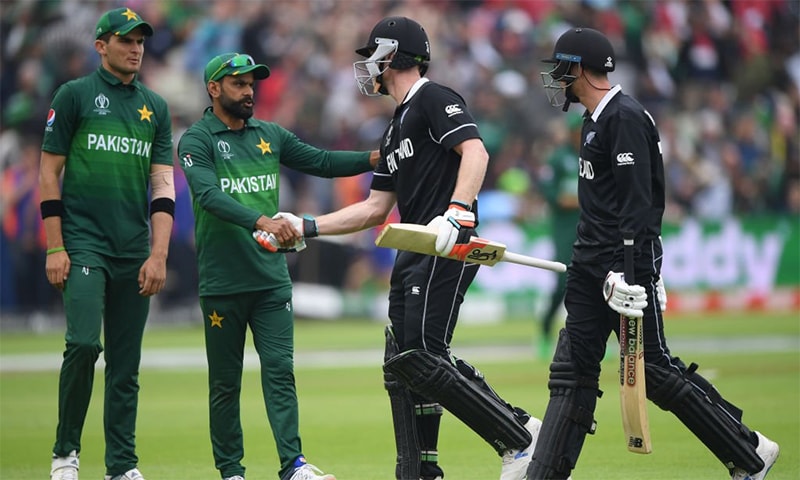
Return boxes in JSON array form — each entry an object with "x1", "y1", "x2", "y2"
[
  {"x1": 619, "y1": 232, "x2": 652, "y2": 454},
  {"x1": 375, "y1": 223, "x2": 567, "y2": 272}
]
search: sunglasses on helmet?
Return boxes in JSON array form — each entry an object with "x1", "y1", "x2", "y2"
[{"x1": 208, "y1": 54, "x2": 256, "y2": 82}]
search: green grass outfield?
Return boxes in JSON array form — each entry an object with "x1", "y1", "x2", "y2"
[{"x1": 1, "y1": 311, "x2": 798, "y2": 479}]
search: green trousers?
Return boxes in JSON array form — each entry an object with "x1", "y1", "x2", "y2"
[
  {"x1": 200, "y1": 286, "x2": 302, "y2": 479},
  {"x1": 54, "y1": 256, "x2": 148, "y2": 476}
]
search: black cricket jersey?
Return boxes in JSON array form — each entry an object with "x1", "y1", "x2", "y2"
[
  {"x1": 573, "y1": 85, "x2": 665, "y2": 270},
  {"x1": 370, "y1": 78, "x2": 481, "y2": 224}
]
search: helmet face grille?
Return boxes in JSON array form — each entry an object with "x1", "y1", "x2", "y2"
[
  {"x1": 540, "y1": 66, "x2": 578, "y2": 108},
  {"x1": 353, "y1": 38, "x2": 397, "y2": 96}
]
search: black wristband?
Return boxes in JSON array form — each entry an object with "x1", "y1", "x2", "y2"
[
  {"x1": 40, "y1": 199, "x2": 65, "y2": 219},
  {"x1": 150, "y1": 198, "x2": 175, "y2": 217},
  {"x1": 302, "y1": 215, "x2": 318, "y2": 238},
  {"x1": 449, "y1": 200, "x2": 471, "y2": 211}
]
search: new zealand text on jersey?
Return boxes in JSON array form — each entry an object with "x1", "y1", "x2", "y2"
[
  {"x1": 220, "y1": 173, "x2": 278, "y2": 194},
  {"x1": 87, "y1": 133, "x2": 152, "y2": 158},
  {"x1": 386, "y1": 137, "x2": 414, "y2": 173}
]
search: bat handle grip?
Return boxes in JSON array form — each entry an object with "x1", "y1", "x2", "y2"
[{"x1": 622, "y1": 231, "x2": 635, "y2": 284}]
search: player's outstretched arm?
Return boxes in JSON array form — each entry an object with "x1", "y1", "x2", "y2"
[
  {"x1": 315, "y1": 189, "x2": 396, "y2": 235},
  {"x1": 253, "y1": 189, "x2": 395, "y2": 253}
]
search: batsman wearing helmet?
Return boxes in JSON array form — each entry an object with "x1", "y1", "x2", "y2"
[
  {"x1": 263, "y1": 16, "x2": 541, "y2": 480},
  {"x1": 527, "y1": 27, "x2": 779, "y2": 480}
]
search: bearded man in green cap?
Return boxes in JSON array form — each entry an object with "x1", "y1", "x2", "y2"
[
  {"x1": 41, "y1": 7, "x2": 174, "y2": 480},
  {"x1": 178, "y1": 52, "x2": 378, "y2": 480}
]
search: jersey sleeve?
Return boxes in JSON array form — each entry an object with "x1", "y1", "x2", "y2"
[
  {"x1": 609, "y1": 109, "x2": 652, "y2": 239},
  {"x1": 178, "y1": 128, "x2": 261, "y2": 229},
  {"x1": 150, "y1": 94, "x2": 173, "y2": 167},
  {"x1": 41, "y1": 83, "x2": 79, "y2": 155},
  {"x1": 421, "y1": 84, "x2": 481, "y2": 151},
  {"x1": 369, "y1": 156, "x2": 393, "y2": 192},
  {"x1": 275, "y1": 125, "x2": 373, "y2": 177}
]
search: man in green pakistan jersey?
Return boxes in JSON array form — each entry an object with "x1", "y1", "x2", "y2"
[
  {"x1": 40, "y1": 8, "x2": 174, "y2": 480},
  {"x1": 177, "y1": 52, "x2": 378, "y2": 480},
  {"x1": 536, "y1": 113, "x2": 581, "y2": 360}
]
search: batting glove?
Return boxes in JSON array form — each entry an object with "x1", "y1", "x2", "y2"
[
  {"x1": 252, "y1": 212, "x2": 318, "y2": 253},
  {"x1": 273, "y1": 212, "x2": 319, "y2": 238},
  {"x1": 253, "y1": 230, "x2": 306, "y2": 253},
  {"x1": 603, "y1": 271, "x2": 647, "y2": 318},
  {"x1": 434, "y1": 201, "x2": 476, "y2": 256},
  {"x1": 656, "y1": 276, "x2": 667, "y2": 312}
]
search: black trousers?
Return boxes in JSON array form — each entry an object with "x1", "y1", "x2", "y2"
[
  {"x1": 387, "y1": 251, "x2": 479, "y2": 355},
  {"x1": 564, "y1": 237, "x2": 681, "y2": 382}
]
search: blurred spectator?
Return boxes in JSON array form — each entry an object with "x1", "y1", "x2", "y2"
[
  {"x1": 535, "y1": 113, "x2": 582, "y2": 359},
  {"x1": 1, "y1": 135, "x2": 55, "y2": 314},
  {"x1": 183, "y1": 0, "x2": 243, "y2": 75},
  {"x1": 3, "y1": 58, "x2": 50, "y2": 134}
]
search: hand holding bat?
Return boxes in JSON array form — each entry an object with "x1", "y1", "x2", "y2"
[
  {"x1": 375, "y1": 223, "x2": 566, "y2": 272},
  {"x1": 616, "y1": 233, "x2": 652, "y2": 454}
]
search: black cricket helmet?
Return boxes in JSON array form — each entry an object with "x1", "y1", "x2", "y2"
[
  {"x1": 354, "y1": 16, "x2": 430, "y2": 96},
  {"x1": 540, "y1": 27, "x2": 615, "y2": 108}
]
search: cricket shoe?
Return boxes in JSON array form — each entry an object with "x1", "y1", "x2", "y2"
[
  {"x1": 500, "y1": 416, "x2": 542, "y2": 480},
  {"x1": 104, "y1": 468, "x2": 145, "y2": 480},
  {"x1": 223, "y1": 477, "x2": 245, "y2": 480},
  {"x1": 731, "y1": 432, "x2": 779, "y2": 480},
  {"x1": 51, "y1": 450, "x2": 79, "y2": 480},
  {"x1": 286, "y1": 456, "x2": 335, "y2": 480}
]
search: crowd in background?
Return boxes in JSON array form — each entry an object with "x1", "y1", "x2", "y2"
[{"x1": 1, "y1": 0, "x2": 798, "y2": 317}]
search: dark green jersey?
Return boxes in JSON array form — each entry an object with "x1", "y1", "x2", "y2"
[
  {"x1": 178, "y1": 107, "x2": 372, "y2": 296},
  {"x1": 540, "y1": 144, "x2": 581, "y2": 247},
  {"x1": 41, "y1": 67, "x2": 173, "y2": 261}
]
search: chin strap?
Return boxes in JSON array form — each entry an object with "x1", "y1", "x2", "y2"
[
  {"x1": 376, "y1": 74, "x2": 389, "y2": 96},
  {"x1": 561, "y1": 99, "x2": 571, "y2": 112}
]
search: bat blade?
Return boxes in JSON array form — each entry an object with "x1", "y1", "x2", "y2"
[
  {"x1": 619, "y1": 234, "x2": 652, "y2": 454},
  {"x1": 375, "y1": 223, "x2": 567, "y2": 272},
  {"x1": 619, "y1": 314, "x2": 652, "y2": 453}
]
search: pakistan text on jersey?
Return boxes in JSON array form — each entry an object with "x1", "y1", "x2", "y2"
[
  {"x1": 220, "y1": 173, "x2": 278, "y2": 194},
  {"x1": 87, "y1": 133, "x2": 152, "y2": 158}
]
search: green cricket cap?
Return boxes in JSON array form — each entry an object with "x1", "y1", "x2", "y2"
[
  {"x1": 95, "y1": 7, "x2": 153, "y2": 39},
  {"x1": 204, "y1": 53, "x2": 271, "y2": 83}
]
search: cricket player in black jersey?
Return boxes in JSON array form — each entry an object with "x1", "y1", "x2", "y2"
[
  {"x1": 261, "y1": 16, "x2": 540, "y2": 480},
  {"x1": 526, "y1": 27, "x2": 779, "y2": 480}
]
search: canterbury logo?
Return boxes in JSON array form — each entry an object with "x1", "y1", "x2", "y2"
[
  {"x1": 616, "y1": 152, "x2": 635, "y2": 166},
  {"x1": 444, "y1": 104, "x2": 463, "y2": 116}
]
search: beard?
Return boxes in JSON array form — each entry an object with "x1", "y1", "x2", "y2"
[{"x1": 220, "y1": 95, "x2": 254, "y2": 120}]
